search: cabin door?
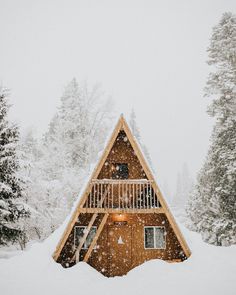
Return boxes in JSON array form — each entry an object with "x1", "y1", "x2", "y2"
[{"x1": 108, "y1": 225, "x2": 132, "y2": 276}]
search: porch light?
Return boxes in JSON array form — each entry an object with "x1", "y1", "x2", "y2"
[{"x1": 112, "y1": 213, "x2": 126, "y2": 222}]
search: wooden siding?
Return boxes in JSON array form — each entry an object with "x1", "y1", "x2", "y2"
[
  {"x1": 53, "y1": 115, "x2": 191, "y2": 271},
  {"x1": 98, "y1": 130, "x2": 147, "y2": 180},
  {"x1": 57, "y1": 213, "x2": 187, "y2": 277}
]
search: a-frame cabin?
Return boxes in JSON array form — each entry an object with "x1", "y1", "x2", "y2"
[{"x1": 53, "y1": 115, "x2": 191, "y2": 277}]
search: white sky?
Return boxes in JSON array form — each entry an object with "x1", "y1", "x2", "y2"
[{"x1": 0, "y1": 0, "x2": 235, "y2": 197}]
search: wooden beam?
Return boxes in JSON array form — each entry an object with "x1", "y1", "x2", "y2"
[
  {"x1": 74, "y1": 213, "x2": 98, "y2": 263},
  {"x1": 53, "y1": 181, "x2": 94, "y2": 261},
  {"x1": 79, "y1": 208, "x2": 165, "y2": 214},
  {"x1": 83, "y1": 213, "x2": 109, "y2": 263},
  {"x1": 53, "y1": 209, "x2": 81, "y2": 261},
  {"x1": 92, "y1": 179, "x2": 153, "y2": 184},
  {"x1": 72, "y1": 187, "x2": 109, "y2": 263}
]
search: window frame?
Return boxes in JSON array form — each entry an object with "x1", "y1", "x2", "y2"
[
  {"x1": 144, "y1": 226, "x2": 166, "y2": 250},
  {"x1": 74, "y1": 226, "x2": 97, "y2": 250},
  {"x1": 111, "y1": 162, "x2": 129, "y2": 179}
]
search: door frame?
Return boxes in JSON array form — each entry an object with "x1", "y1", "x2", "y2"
[{"x1": 107, "y1": 224, "x2": 133, "y2": 276}]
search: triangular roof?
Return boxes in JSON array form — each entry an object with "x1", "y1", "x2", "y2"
[{"x1": 53, "y1": 114, "x2": 191, "y2": 261}]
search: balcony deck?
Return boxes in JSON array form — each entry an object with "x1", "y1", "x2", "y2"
[
  {"x1": 79, "y1": 207, "x2": 164, "y2": 213},
  {"x1": 81, "y1": 179, "x2": 162, "y2": 213}
]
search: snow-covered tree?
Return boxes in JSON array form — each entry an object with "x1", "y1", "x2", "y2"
[
  {"x1": 17, "y1": 129, "x2": 50, "y2": 241},
  {"x1": 129, "y1": 109, "x2": 141, "y2": 142},
  {"x1": 172, "y1": 163, "x2": 193, "y2": 218},
  {"x1": 129, "y1": 109, "x2": 153, "y2": 169},
  {"x1": 20, "y1": 79, "x2": 114, "y2": 241},
  {"x1": 161, "y1": 179, "x2": 171, "y2": 204},
  {"x1": 173, "y1": 172, "x2": 182, "y2": 206},
  {"x1": 42, "y1": 79, "x2": 113, "y2": 230},
  {"x1": 0, "y1": 87, "x2": 29, "y2": 246},
  {"x1": 186, "y1": 12, "x2": 236, "y2": 246},
  {"x1": 44, "y1": 79, "x2": 113, "y2": 172}
]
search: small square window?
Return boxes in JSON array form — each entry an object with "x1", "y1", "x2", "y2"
[
  {"x1": 144, "y1": 226, "x2": 166, "y2": 249},
  {"x1": 112, "y1": 163, "x2": 129, "y2": 179}
]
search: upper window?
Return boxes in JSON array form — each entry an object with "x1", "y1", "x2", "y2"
[
  {"x1": 112, "y1": 163, "x2": 129, "y2": 179},
  {"x1": 144, "y1": 226, "x2": 166, "y2": 249},
  {"x1": 74, "y1": 226, "x2": 97, "y2": 249}
]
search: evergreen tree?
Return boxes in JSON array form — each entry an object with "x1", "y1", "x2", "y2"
[
  {"x1": 129, "y1": 109, "x2": 153, "y2": 169},
  {"x1": 44, "y1": 78, "x2": 113, "y2": 173},
  {"x1": 173, "y1": 163, "x2": 193, "y2": 209},
  {"x1": 173, "y1": 172, "x2": 182, "y2": 207},
  {"x1": 42, "y1": 78, "x2": 113, "y2": 231},
  {"x1": 171, "y1": 163, "x2": 193, "y2": 224},
  {"x1": 129, "y1": 109, "x2": 141, "y2": 142},
  {"x1": 0, "y1": 87, "x2": 28, "y2": 246},
  {"x1": 161, "y1": 179, "x2": 171, "y2": 204},
  {"x1": 186, "y1": 12, "x2": 236, "y2": 246},
  {"x1": 19, "y1": 78, "x2": 114, "y2": 241},
  {"x1": 18, "y1": 129, "x2": 50, "y2": 241}
]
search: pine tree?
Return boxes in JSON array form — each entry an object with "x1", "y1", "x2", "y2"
[
  {"x1": 18, "y1": 129, "x2": 49, "y2": 241},
  {"x1": 186, "y1": 12, "x2": 236, "y2": 246},
  {"x1": 58, "y1": 78, "x2": 93, "y2": 168},
  {"x1": 173, "y1": 163, "x2": 193, "y2": 209},
  {"x1": 0, "y1": 87, "x2": 29, "y2": 246},
  {"x1": 42, "y1": 78, "x2": 113, "y2": 231},
  {"x1": 161, "y1": 179, "x2": 171, "y2": 204},
  {"x1": 44, "y1": 78, "x2": 113, "y2": 172},
  {"x1": 173, "y1": 172, "x2": 182, "y2": 208},
  {"x1": 19, "y1": 79, "x2": 114, "y2": 241},
  {"x1": 129, "y1": 109, "x2": 153, "y2": 169},
  {"x1": 129, "y1": 109, "x2": 141, "y2": 142},
  {"x1": 172, "y1": 163, "x2": 193, "y2": 222}
]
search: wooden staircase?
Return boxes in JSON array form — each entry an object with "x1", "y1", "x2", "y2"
[
  {"x1": 83, "y1": 213, "x2": 108, "y2": 262},
  {"x1": 72, "y1": 186, "x2": 109, "y2": 263}
]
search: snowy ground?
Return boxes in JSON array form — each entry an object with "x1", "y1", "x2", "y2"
[{"x1": 0, "y1": 221, "x2": 235, "y2": 295}]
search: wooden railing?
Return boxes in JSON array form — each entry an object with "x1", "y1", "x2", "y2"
[{"x1": 84, "y1": 179, "x2": 160, "y2": 211}]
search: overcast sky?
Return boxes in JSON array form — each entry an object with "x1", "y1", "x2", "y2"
[{"x1": 0, "y1": 0, "x2": 235, "y2": 198}]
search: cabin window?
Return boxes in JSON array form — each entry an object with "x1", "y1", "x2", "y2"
[
  {"x1": 112, "y1": 163, "x2": 129, "y2": 179},
  {"x1": 144, "y1": 226, "x2": 166, "y2": 249},
  {"x1": 74, "y1": 226, "x2": 97, "y2": 249}
]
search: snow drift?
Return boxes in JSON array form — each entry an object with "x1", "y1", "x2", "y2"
[{"x1": 0, "y1": 220, "x2": 235, "y2": 295}]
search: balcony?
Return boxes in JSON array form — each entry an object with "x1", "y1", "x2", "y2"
[{"x1": 80, "y1": 179, "x2": 163, "y2": 213}]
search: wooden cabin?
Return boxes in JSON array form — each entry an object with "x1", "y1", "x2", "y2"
[{"x1": 53, "y1": 115, "x2": 191, "y2": 277}]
